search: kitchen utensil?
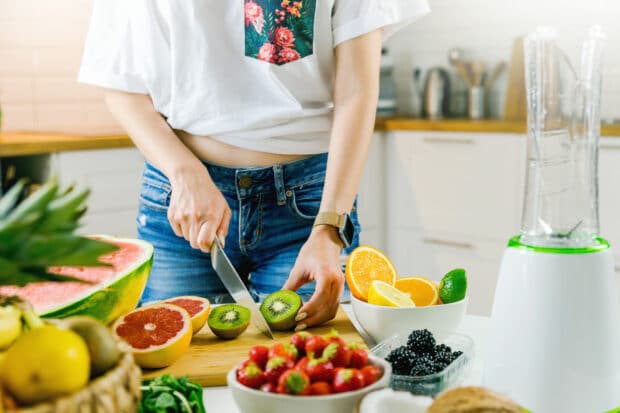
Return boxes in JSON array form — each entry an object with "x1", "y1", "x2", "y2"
[
  {"x1": 485, "y1": 61, "x2": 507, "y2": 118},
  {"x1": 422, "y1": 67, "x2": 451, "y2": 119},
  {"x1": 143, "y1": 308, "x2": 365, "y2": 386},
  {"x1": 471, "y1": 61, "x2": 485, "y2": 86},
  {"x1": 468, "y1": 85, "x2": 484, "y2": 119},
  {"x1": 228, "y1": 355, "x2": 391, "y2": 413},
  {"x1": 485, "y1": 61, "x2": 507, "y2": 92},
  {"x1": 503, "y1": 37, "x2": 527, "y2": 120},
  {"x1": 371, "y1": 333, "x2": 474, "y2": 397},
  {"x1": 484, "y1": 26, "x2": 620, "y2": 413},
  {"x1": 378, "y1": 48, "x2": 397, "y2": 116},
  {"x1": 211, "y1": 238, "x2": 274, "y2": 339},
  {"x1": 351, "y1": 295, "x2": 467, "y2": 344}
]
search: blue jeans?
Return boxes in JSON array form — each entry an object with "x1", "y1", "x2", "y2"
[{"x1": 137, "y1": 153, "x2": 360, "y2": 304}]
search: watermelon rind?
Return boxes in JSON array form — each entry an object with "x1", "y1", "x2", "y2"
[{"x1": 40, "y1": 236, "x2": 153, "y2": 325}]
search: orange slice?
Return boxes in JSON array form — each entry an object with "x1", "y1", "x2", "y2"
[
  {"x1": 395, "y1": 276, "x2": 439, "y2": 307},
  {"x1": 113, "y1": 303, "x2": 192, "y2": 368},
  {"x1": 345, "y1": 246, "x2": 397, "y2": 301},
  {"x1": 164, "y1": 296, "x2": 211, "y2": 335}
]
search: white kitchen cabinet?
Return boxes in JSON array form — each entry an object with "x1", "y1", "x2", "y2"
[
  {"x1": 599, "y1": 138, "x2": 620, "y2": 259},
  {"x1": 390, "y1": 131, "x2": 524, "y2": 241},
  {"x1": 356, "y1": 133, "x2": 386, "y2": 249},
  {"x1": 52, "y1": 148, "x2": 145, "y2": 237}
]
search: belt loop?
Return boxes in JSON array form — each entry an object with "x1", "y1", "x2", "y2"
[{"x1": 273, "y1": 164, "x2": 286, "y2": 205}]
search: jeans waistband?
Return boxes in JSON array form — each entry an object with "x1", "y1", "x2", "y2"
[{"x1": 144, "y1": 153, "x2": 328, "y2": 200}]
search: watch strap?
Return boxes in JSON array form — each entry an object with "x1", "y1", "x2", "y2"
[{"x1": 313, "y1": 212, "x2": 345, "y2": 229}]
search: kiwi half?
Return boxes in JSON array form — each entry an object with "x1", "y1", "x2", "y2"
[
  {"x1": 260, "y1": 290, "x2": 302, "y2": 331},
  {"x1": 207, "y1": 304, "x2": 250, "y2": 339}
]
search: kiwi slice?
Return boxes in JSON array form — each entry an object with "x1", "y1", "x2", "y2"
[
  {"x1": 208, "y1": 304, "x2": 251, "y2": 340},
  {"x1": 260, "y1": 290, "x2": 302, "y2": 331}
]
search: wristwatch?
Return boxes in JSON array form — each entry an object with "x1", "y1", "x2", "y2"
[{"x1": 313, "y1": 212, "x2": 355, "y2": 248}]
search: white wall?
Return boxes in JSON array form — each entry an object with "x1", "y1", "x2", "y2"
[{"x1": 386, "y1": 0, "x2": 620, "y2": 120}]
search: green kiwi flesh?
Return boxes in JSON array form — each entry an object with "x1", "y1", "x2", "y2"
[
  {"x1": 207, "y1": 304, "x2": 250, "y2": 339},
  {"x1": 260, "y1": 290, "x2": 302, "y2": 331}
]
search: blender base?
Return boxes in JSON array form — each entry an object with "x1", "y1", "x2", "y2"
[{"x1": 483, "y1": 240, "x2": 620, "y2": 412}]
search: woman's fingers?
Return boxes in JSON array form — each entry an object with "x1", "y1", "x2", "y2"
[
  {"x1": 217, "y1": 208, "x2": 232, "y2": 247},
  {"x1": 296, "y1": 268, "x2": 342, "y2": 330}
]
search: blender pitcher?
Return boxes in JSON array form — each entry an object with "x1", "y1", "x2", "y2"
[
  {"x1": 483, "y1": 27, "x2": 620, "y2": 413},
  {"x1": 520, "y1": 26, "x2": 604, "y2": 248}
]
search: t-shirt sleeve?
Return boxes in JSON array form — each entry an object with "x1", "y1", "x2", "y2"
[
  {"x1": 77, "y1": 0, "x2": 148, "y2": 94},
  {"x1": 332, "y1": 0, "x2": 430, "y2": 47}
]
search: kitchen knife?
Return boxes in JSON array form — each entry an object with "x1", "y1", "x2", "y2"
[{"x1": 210, "y1": 238, "x2": 274, "y2": 339}]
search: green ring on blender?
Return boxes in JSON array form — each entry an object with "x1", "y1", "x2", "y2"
[{"x1": 507, "y1": 236, "x2": 610, "y2": 254}]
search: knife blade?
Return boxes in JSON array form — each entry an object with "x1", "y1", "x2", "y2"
[{"x1": 210, "y1": 238, "x2": 274, "y2": 339}]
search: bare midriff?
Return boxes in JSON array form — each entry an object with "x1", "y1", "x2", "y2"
[{"x1": 176, "y1": 130, "x2": 309, "y2": 168}]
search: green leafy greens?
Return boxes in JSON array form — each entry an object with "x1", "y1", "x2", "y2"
[{"x1": 139, "y1": 375, "x2": 206, "y2": 413}]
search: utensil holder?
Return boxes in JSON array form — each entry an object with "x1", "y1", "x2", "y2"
[{"x1": 468, "y1": 86, "x2": 484, "y2": 120}]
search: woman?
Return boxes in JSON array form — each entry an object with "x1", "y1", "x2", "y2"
[{"x1": 79, "y1": 0, "x2": 429, "y2": 331}]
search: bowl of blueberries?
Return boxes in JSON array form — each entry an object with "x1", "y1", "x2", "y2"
[{"x1": 370, "y1": 329, "x2": 474, "y2": 397}]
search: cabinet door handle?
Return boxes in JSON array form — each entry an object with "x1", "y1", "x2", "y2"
[
  {"x1": 423, "y1": 237, "x2": 474, "y2": 250},
  {"x1": 423, "y1": 137, "x2": 476, "y2": 145},
  {"x1": 600, "y1": 144, "x2": 620, "y2": 150}
]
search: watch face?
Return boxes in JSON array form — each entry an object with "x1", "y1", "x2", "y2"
[{"x1": 340, "y1": 214, "x2": 355, "y2": 247}]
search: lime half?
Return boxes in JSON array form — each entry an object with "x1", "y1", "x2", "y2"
[{"x1": 439, "y1": 268, "x2": 467, "y2": 304}]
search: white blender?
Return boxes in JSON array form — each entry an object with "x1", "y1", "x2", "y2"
[{"x1": 483, "y1": 27, "x2": 620, "y2": 412}]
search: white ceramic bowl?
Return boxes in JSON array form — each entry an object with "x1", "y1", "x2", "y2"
[
  {"x1": 227, "y1": 355, "x2": 391, "y2": 413},
  {"x1": 352, "y1": 296, "x2": 468, "y2": 343}
]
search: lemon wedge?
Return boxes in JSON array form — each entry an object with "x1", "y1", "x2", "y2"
[{"x1": 367, "y1": 280, "x2": 416, "y2": 307}]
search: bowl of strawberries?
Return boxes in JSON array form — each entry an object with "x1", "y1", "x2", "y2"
[{"x1": 227, "y1": 330, "x2": 392, "y2": 413}]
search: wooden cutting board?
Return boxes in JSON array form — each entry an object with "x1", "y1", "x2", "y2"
[{"x1": 142, "y1": 307, "x2": 364, "y2": 387}]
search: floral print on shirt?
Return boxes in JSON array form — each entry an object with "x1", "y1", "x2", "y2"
[{"x1": 245, "y1": 0, "x2": 316, "y2": 65}]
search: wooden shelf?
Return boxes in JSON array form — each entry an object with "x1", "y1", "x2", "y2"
[{"x1": 2, "y1": 119, "x2": 619, "y2": 157}]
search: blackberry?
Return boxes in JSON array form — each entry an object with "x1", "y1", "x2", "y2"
[
  {"x1": 409, "y1": 356, "x2": 438, "y2": 376},
  {"x1": 451, "y1": 351, "x2": 464, "y2": 362},
  {"x1": 433, "y1": 351, "x2": 453, "y2": 365},
  {"x1": 435, "y1": 344, "x2": 452, "y2": 354},
  {"x1": 407, "y1": 329, "x2": 436, "y2": 354},
  {"x1": 386, "y1": 346, "x2": 417, "y2": 375}
]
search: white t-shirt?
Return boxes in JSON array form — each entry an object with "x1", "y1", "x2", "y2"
[{"x1": 78, "y1": 0, "x2": 430, "y2": 154}]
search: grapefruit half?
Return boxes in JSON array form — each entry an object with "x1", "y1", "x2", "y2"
[
  {"x1": 113, "y1": 303, "x2": 192, "y2": 368},
  {"x1": 164, "y1": 296, "x2": 211, "y2": 335}
]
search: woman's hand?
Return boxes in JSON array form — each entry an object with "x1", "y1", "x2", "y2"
[
  {"x1": 283, "y1": 226, "x2": 344, "y2": 330},
  {"x1": 168, "y1": 167, "x2": 232, "y2": 252}
]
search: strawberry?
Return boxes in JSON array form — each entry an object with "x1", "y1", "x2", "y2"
[
  {"x1": 277, "y1": 369, "x2": 311, "y2": 395},
  {"x1": 360, "y1": 365, "x2": 382, "y2": 386},
  {"x1": 321, "y1": 342, "x2": 351, "y2": 368},
  {"x1": 269, "y1": 342, "x2": 299, "y2": 361},
  {"x1": 305, "y1": 335, "x2": 328, "y2": 359},
  {"x1": 294, "y1": 356, "x2": 309, "y2": 373},
  {"x1": 260, "y1": 382, "x2": 277, "y2": 393},
  {"x1": 248, "y1": 345, "x2": 270, "y2": 369},
  {"x1": 290, "y1": 331, "x2": 312, "y2": 356},
  {"x1": 309, "y1": 381, "x2": 333, "y2": 395},
  {"x1": 332, "y1": 368, "x2": 365, "y2": 393},
  {"x1": 348, "y1": 343, "x2": 369, "y2": 369},
  {"x1": 265, "y1": 356, "x2": 294, "y2": 384},
  {"x1": 306, "y1": 356, "x2": 335, "y2": 382},
  {"x1": 236, "y1": 361, "x2": 267, "y2": 389}
]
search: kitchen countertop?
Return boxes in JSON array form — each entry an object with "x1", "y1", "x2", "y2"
[
  {"x1": 201, "y1": 306, "x2": 490, "y2": 413},
  {"x1": 2, "y1": 119, "x2": 620, "y2": 157}
]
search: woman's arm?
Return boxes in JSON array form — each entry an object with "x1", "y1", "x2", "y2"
[
  {"x1": 284, "y1": 30, "x2": 382, "y2": 329},
  {"x1": 104, "y1": 91, "x2": 231, "y2": 251}
]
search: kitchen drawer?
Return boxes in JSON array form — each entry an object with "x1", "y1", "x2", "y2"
[
  {"x1": 55, "y1": 148, "x2": 144, "y2": 176},
  {"x1": 386, "y1": 228, "x2": 505, "y2": 316},
  {"x1": 599, "y1": 138, "x2": 620, "y2": 259},
  {"x1": 78, "y1": 209, "x2": 138, "y2": 238},
  {"x1": 397, "y1": 131, "x2": 524, "y2": 240},
  {"x1": 357, "y1": 134, "x2": 386, "y2": 230}
]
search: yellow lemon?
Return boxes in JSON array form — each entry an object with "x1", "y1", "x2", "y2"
[
  {"x1": 368, "y1": 280, "x2": 416, "y2": 307},
  {"x1": 2, "y1": 325, "x2": 90, "y2": 405}
]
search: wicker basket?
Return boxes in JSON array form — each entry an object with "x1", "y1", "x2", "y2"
[{"x1": 10, "y1": 347, "x2": 141, "y2": 413}]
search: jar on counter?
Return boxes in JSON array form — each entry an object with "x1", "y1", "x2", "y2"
[{"x1": 377, "y1": 48, "x2": 397, "y2": 117}]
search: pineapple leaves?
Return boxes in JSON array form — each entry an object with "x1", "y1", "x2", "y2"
[
  {"x1": 0, "y1": 179, "x2": 120, "y2": 286},
  {"x1": 0, "y1": 178, "x2": 28, "y2": 219}
]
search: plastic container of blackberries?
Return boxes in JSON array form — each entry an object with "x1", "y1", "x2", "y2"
[{"x1": 370, "y1": 332, "x2": 474, "y2": 397}]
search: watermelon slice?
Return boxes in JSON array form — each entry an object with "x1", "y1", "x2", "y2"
[{"x1": 0, "y1": 236, "x2": 153, "y2": 325}]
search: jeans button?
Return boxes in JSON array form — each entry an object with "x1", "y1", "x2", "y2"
[{"x1": 238, "y1": 176, "x2": 253, "y2": 189}]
